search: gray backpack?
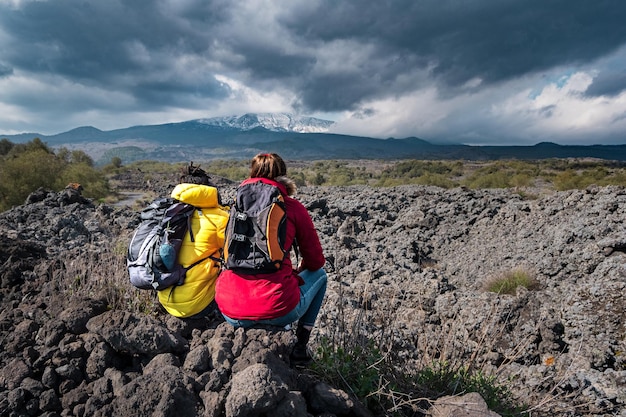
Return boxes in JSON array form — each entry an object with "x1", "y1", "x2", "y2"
[{"x1": 127, "y1": 198, "x2": 217, "y2": 290}]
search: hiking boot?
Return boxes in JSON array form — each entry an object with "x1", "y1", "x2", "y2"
[
  {"x1": 290, "y1": 344, "x2": 313, "y2": 366},
  {"x1": 290, "y1": 323, "x2": 313, "y2": 366}
]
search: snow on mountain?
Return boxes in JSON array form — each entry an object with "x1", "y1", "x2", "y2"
[{"x1": 197, "y1": 113, "x2": 334, "y2": 133}]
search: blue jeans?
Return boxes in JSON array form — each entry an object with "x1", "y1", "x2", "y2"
[{"x1": 222, "y1": 268, "x2": 327, "y2": 329}]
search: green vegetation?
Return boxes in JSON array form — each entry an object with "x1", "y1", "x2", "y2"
[
  {"x1": 310, "y1": 324, "x2": 526, "y2": 416},
  {"x1": 484, "y1": 268, "x2": 540, "y2": 295},
  {"x1": 0, "y1": 138, "x2": 110, "y2": 211},
  {"x1": 202, "y1": 159, "x2": 250, "y2": 181},
  {"x1": 376, "y1": 160, "x2": 463, "y2": 187},
  {"x1": 4, "y1": 135, "x2": 626, "y2": 214},
  {"x1": 99, "y1": 146, "x2": 147, "y2": 165},
  {"x1": 312, "y1": 337, "x2": 383, "y2": 410},
  {"x1": 415, "y1": 362, "x2": 525, "y2": 417},
  {"x1": 193, "y1": 157, "x2": 626, "y2": 191}
]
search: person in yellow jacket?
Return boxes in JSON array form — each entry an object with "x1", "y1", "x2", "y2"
[{"x1": 158, "y1": 163, "x2": 229, "y2": 319}]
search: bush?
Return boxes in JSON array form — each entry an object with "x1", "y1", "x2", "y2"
[
  {"x1": 60, "y1": 163, "x2": 110, "y2": 200},
  {"x1": 312, "y1": 337, "x2": 384, "y2": 410},
  {"x1": 203, "y1": 159, "x2": 249, "y2": 180},
  {"x1": 311, "y1": 276, "x2": 531, "y2": 417},
  {"x1": 0, "y1": 148, "x2": 65, "y2": 210},
  {"x1": 463, "y1": 171, "x2": 512, "y2": 189},
  {"x1": 0, "y1": 139, "x2": 111, "y2": 212},
  {"x1": 483, "y1": 268, "x2": 540, "y2": 295},
  {"x1": 414, "y1": 172, "x2": 458, "y2": 188},
  {"x1": 416, "y1": 362, "x2": 525, "y2": 417},
  {"x1": 311, "y1": 319, "x2": 528, "y2": 416},
  {"x1": 553, "y1": 169, "x2": 587, "y2": 190}
]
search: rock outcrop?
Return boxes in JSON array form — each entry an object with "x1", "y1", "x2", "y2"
[{"x1": 0, "y1": 178, "x2": 625, "y2": 416}]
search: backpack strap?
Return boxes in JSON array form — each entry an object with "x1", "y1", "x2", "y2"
[
  {"x1": 292, "y1": 238, "x2": 300, "y2": 267},
  {"x1": 166, "y1": 250, "x2": 223, "y2": 302},
  {"x1": 183, "y1": 249, "x2": 222, "y2": 272},
  {"x1": 186, "y1": 210, "x2": 196, "y2": 242}
]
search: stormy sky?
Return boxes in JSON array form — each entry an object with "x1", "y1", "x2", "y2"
[{"x1": 1, "y1": 0, "x2": 626, "y2": 145}]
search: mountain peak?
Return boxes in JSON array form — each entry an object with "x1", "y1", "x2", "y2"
[{"x1": 197, "y1": 113, "x2": 334, "y2": 133}]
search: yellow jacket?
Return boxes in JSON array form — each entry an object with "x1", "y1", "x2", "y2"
[{"x1": 158, "y1": 183, "x2": 229, "y2": 317}]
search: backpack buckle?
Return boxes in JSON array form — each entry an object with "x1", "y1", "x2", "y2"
[{"x1": 235, "y1": 212, "x2": 248, "y2": 221}]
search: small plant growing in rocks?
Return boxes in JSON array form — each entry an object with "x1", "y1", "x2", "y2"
[
  {"x1": 311, "y1": 336, "x2": 384, "y2": 411},
  {"x1": 415, "y1": 362, "x2": 527, "y2": 417},
  {"x1": 483, "y1": 268, "x2": 540, "y2": 295}
]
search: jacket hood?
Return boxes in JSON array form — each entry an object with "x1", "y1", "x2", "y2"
[
  {"x1": 171, "y1": 183, "x2": 220, "y2": 208},
  {"x1": 276, "y1": 176, "x2": 297, "y2": 196},
  {"x1": 242, "y1": 176, "x2": 297, "y2": 197}
]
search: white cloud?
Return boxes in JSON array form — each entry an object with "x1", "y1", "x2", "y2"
[
  {"x1": 0, "y1": 70, "x2": 137, "y2": 133},
  {"x1": 212, "y1": 74, "x2": 294, "y2": 116},
  {"x1": 328, "y1": 68, "x2": 626, "y2": 145},
  {"x1": 494, "y1": 71, "x2": 626, "y2": 143},
  {"x1": 331, "y1": 87, "x2": 447, "y2": 139}
]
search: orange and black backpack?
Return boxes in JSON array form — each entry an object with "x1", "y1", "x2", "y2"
[{"x1": 223, "y1": 181, "x2": 289, "y2": 274}]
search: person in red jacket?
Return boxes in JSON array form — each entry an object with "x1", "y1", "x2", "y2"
[{"x1": 215, "y1": 152, "x2": 327, "y2": 365}]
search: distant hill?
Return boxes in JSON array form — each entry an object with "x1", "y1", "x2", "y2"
[{"x1": 3, "y1": 113, "x2": 626, "y2": 164}]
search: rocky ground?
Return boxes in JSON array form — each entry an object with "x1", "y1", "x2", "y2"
[{"x1": 0, "y1": 168, "x2": 625, "y2": 416}]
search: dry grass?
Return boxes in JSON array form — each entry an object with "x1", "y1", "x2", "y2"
[
  {"x1": 482, "y1": 267, "x2": 540, "y2": 295},
  {"x1": 51, "y1": 238, "x2": 163, "y2": 316},
  {"x1": 312, "y1": 275, "x2": 534, "y2": 416},
  {"x1": 310, "y1": 260, "x2": 602, "y2": 416}
]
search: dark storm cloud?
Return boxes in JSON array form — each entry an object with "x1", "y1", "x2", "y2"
[
  {"x1": 0, "y1": 63, "x2": 12, "y2": 77},
  {"x1": 0, "y1": 0, "x2": 232, "y2": 105},
  {"x1": 280, "y1": 0, "x2": 626, "y2": 107},
  {"x1": 1, "y1": 0, "x2": 626, "y2": 136},
  {"x1": 0, "y1": 0, "x2": 626, "y2": 111},
  {"x1": 228, "y1": 41, "x2": 316, "y2": 80},
  {"x1": 585, "y1": 71, "x2": 626, "y2": 97}
]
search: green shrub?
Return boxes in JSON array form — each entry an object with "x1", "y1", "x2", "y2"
[
  {"x1": 5, "y1": 137, "x2": 51, "y2": 157},
  {"x1": 0, "y1": 139, "x2": 111, "y2": 212},
  {"x1": 553, "y1": 169, "x2": 588, "y2": 190},
  {"x1": 59, "y1": 163, "x2": 110, "y2": 200},
  {"x1": 416, "y1": 362, "x2": 526, "y2": 417},
  {"x1": 203, "y1": 159, "x2": 249, "y2": 181},
  {"x1": 57, "y1": 147, "x2": 94, "y2": 166},
  {"x1": 311, "y1": 326, "x2": 528, "y2": 416},
  {"x1": 312, "y1": 337, "x2": 383, "y2": 409},
  {"x1": 0, "y1": 148, "x2": 65, "y2": 210},
  {"x1": 413, "y1": 172, "x2": 458, "y2": 188},
  {"x1": 463, "y1": 171, "x2": 512, "y2": 189},
  {"x1": 510, "y1": 173, "x2": 532, "y2": 188},
  {"x1": 307, "y1": 172, "x2": 325, "y2": 186},
  {"x1": 0, "y1": 138, "x2": 14, "y2": 156},
  {"x1": 604, "y1": 170, "x2": 626, "y2": 186}
]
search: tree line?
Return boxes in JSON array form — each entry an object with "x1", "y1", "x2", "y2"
[
  {"x1": 4, "y1": 137, "x2": 626, "y2": 212},
  {"x1": 0, "y1": 138, "x2": 112, "y2": 212}
]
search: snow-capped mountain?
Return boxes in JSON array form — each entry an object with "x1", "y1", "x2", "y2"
[{"x1": 197, "y1": 113, "x2": 335, "y2": 133}]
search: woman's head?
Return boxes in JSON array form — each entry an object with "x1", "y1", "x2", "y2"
[
  {"x1": 250, "y1": 153, "x2": 287, "y2": 179},
  {"x1": 180, "y1": 162, "x2": 214, "y2": 186}
]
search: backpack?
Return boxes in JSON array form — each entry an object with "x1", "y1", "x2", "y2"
[
  {"x1": 127, "y1": 197, "x2": 217, "y2": 290},
  {"x1": 223, "y1": 181, "x2": 289, "y2": 274}
]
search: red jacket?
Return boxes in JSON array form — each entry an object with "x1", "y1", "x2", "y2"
[{"x1": 215, "y1": 178, "x2": 325, "y2": 320}]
